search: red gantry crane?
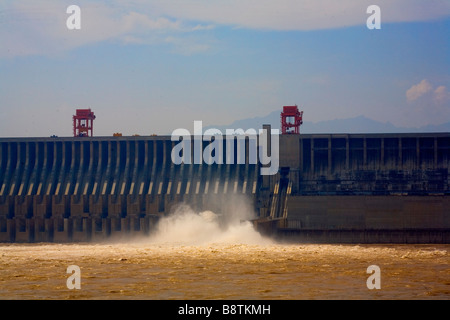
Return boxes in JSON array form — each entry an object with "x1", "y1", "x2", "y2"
[
  {"x1": 73, "y1": 109, "x2": 96, "y2": 137},
  {"x1": 280, "y1": 105, "x2": 303, "y2": 134}
]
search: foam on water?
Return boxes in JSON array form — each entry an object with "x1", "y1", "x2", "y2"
[{"x1": 145, "y1": 203, "x2": 273, "y2": 246}]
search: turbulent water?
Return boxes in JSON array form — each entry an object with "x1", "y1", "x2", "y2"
[{"x1": 0, "y1": 205, "x2": 449, "y2": 300}]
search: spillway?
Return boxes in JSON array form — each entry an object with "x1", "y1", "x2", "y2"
[
  {"x1": 0, "y1": 135, "x2": 260, "y2": 242},
  {"x1": 0, "y1": 131, "x2": 449, "y2": 243}
]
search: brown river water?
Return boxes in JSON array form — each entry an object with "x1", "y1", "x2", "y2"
[{"x1": 0, "y1": 209, "x2": 449, "y2": 300}]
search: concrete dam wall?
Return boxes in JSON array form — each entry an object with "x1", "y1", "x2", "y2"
[
  {"x1": 268, "y1": 133, "x2": 450, "y2": 243},
  {"x1": 0, "y1": 136, "x2": 261, "y2": 242},
  {"x1": 0, "y1": 132, "x2": 449, "y2": 243}
]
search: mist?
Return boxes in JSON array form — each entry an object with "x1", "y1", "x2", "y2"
[{"x1": 145, "y1": 196, "x2": 273, "y2": 246}]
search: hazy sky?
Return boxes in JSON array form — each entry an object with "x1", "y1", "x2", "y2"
[{"x1": 0, "y1": 0, "x2": 449, "y2": 137}]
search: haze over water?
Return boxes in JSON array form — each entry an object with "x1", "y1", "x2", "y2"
[{"x1": 0, "y1": 205, "x2": 448, "y2": 300}]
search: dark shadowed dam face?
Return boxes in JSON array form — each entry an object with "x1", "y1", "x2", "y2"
[
  {"x1": 0, "y1": 133, "x2": 449, "y2": 243},
  {"x1": 0, "y1": 135, "x2": 261, "y2": 242}
]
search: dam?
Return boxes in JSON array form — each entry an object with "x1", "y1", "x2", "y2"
[{"x1": 0, "y1": 128, "x2": 449, "y2": 243}]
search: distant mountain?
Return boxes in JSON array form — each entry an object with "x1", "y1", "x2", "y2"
[{"x1": 204, "y1": 111, "x2": 450, "y2": 134}]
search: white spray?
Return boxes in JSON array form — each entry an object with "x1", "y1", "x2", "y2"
[{"x1": 147, "y1": 196, "x2": 272, "y2": 246}]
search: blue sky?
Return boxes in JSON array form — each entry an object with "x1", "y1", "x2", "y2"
[{"x1": 0, "y1": 0, "x2": 449, "y2": 137}]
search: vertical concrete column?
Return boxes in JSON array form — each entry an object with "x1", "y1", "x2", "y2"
[
  {"x1": 53, "y1": 217, "x2": 72, "y2": 242},
  {"x1": 14, "y1": 218, "x2": 34, "y2": 242},
  {"x1": 64, "y1": 141, "x2": 76, "y2": 196},
  {"x1": 176, "y1": 141, "x2": 186, "y2": 197},
  {"x1": 68, "y1": 141, "x2": 81, "y2": 198},
  {"x1": 72, "y1": 217, "x2": 91, "y2": 242},
  {"x1": 155, "y1": 140, "x2": 167, "y2": 213},
  {"x1": 127, "y1": 143, "x2": 143, "y2": 215},
  {"x1": 148, "y1": 215, "x2": 159, "y2": 235},
  {"x1": 122, "y1": 140, "x2": 131, "y2": 197},
  {"x1": 143, "y1": 140, "x2": 150, "y2": 192},
  {"x1": 20, "y1": 142, "x2": 32, "y2": 198},
  {"x1": 97, "y1": 141, "x2": 106, "y2": 197},
  {"x1": 39, "y1": 142, "x2": 49, "y2": 197},
  {"x1": 28, "y1": 142, "x2": 42, "y2": 197},
  {"x1": 29, "y1": 142, "x2": 36, "y2": 188},
  {"x1": 6, "y1": 219, "x2": 15, "y2": 242},
  {"x1": 363, "y1": 137, "x2": 367, "y2": 169},
  {"x1": 345, "y1": 136, "x2": 350, "y2": 171},
  {"x1": 139, "y1": 141, "x2": 150, "y2": 215},
  {"x1": 222, "y1": 135, "x2": 231, "y2": 195},
  {"x1": 102, "y1": 141, "x2": 111, "y2": 197},
  {"x1": 91, "y1": 217, "x2": 110, "y2": 241},
  {"x1": 165, "y1": 140, "x2": 176, "y2": 208},
  {"x1": 2, "y1": 142, "x2": 9, "y2": 196},
  {"x1": 48, "y1": 141, "x2": 60, "y2": 196},
  {"x1": 83, "y1": 141, "x2": 94, "y2": 197},
  {"x1": 252, "y1": 149, "x2": 259, "y2": 194},
  {"x1": 327, "y1": 136, "x2": 332, "y2": 177},
  {"x1": 243, "y1": 135, "x2": 250, "y2": 193},
  {"x1": 434, "y1": 137, "x2": 438, "y2": 169},
  {"x1": 54, "y1": 142, "x2": 69, "y2": 217},
  {"x1": 299, "y1": 138, "x2": 304, "y2": 172},
  {"x1": 416, "y1": 137, "x2": 420, "y2": 169},
  {"x1": 203, "y1": 140, "x2": 212, "y2": 196},
  {"x1": 109, "y1": 217, "x2": 121, "y2": 236},
  {"x1": 34, "y1": 217, "x2": 52, "y2": 242},
  {"x1": 54, "y1": 141, "x2": 61, "y2": 195},
  {"x1": 262, "y1": 125, "x2": 271, "y2": 189},
  {"x1": 162, "y1": 139, "x2": 169, "y2": 191},
  {"x1": 130, "y1": 140, "x2": 140, "y2": 198},
  {"x1": 15, "y1": 143, "x2": 32, "y2": 218},
  {"x1": 0, "y1": 142, "x2": 4, "y2": 188},
  {"x1": 129, "y1": 216, "x2": 146, "y2": 237},
  {"x1": 263, "y1": 124, "x2": 271, "y2": 153},
  {"x1": 8, "y1": 142, "x2": 22, "y2": 198},
  {"x1": 44, "y1": 141, "x2": 53, "y2": 196},
  {"x1": 66, "y1": 141, "x2": 77, "y2": 197},
  {"x1": 155, "y1": 141, "x2": 164, "y2": 213},
  {"x1": 150, "y1": 140, "x2": 157, "y2": 195},
  {"x1": 14, "y1": 142, "x2": 26, "y2": 198},
  {"x1": 3, "y1": 143, "x2": 14, "y2": 199},
  {"x1": 144, "y1": 141, "x2": 156, "y2": 215},
  {"x1": 58, "y1": 141, "x2": 67, "y2": 196},
  {"x1": 108, "y1": 140, "x2": 120, "y2": 217},
  {"x1": 73, "y1": 142, "x2": 82, "y2": 196},
  {"x1": 115, "y1": 140, "x2": 122, "y2": 198},
  {"x1": 74, "y1": 142, "x2": 85, "y2": 196},
  {"x1": 107, "y1": 141, "x2": 115, "y2": 200},
  {"x1": 140, "y1": 216, "x2": 150, "y2": 235},
  {"x1": 121, "y1": 216, "x2": 130, "y2": 234}
]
